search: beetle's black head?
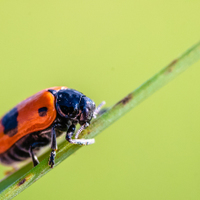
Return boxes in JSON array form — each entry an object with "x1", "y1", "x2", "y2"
[{"x1": 55, "y1": 89, "x2": 96, "y2": 125}]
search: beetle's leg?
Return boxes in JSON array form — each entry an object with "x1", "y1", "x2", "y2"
[
  {"x1": 66, "y1": 124, "x2": 95, "y2": 146},
  {"x1": 48, "y1": 123, "x2": 68, "y2": 168},
  {"x1": 29, "y1": 141, "x2": 49, "y2": 167},
  {"x1": 48, "y1": 125, "x2": 57, "y2": 168},
  {"x1": 49, "y1": 150, "x2": 56, "y2": 168},
  {"x1": 29, "y1": 143, "x2": 40, "y2": 167},
  {"x1": 66, "y1": 124, "x2": 76, "y2": 142}
]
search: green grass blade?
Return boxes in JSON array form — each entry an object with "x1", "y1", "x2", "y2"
[{"x1": 0, "y1": 41, "x2": 200, "y2": 200}]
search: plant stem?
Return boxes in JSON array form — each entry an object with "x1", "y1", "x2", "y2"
[{"x1": 0, "y1": 41, "x2": 200, "y2": 200}]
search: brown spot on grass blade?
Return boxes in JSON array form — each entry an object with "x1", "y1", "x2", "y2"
[
  {"x1": 87, "y1": 131, "x2": 91, "y2": 135},
  {"x1": 17, "y1": 174, "x2": 33, "y2": 187},
  {"x1": 18, "y1": 178, "x2": 26, "y2": 186},
  {"x1": 165, "y1": 59, "x2": 178, "y2": 74},
  {"x1": 115, "y1": 93, "x2": 133, "y2": 106}
]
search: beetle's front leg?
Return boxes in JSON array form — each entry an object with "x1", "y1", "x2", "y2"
[
  {"x1": 66, "y1": 124, "x2": 95, "y2": 145},
  {"x1": 66, "y1": 124, "x2": 76, "y2": 142}
]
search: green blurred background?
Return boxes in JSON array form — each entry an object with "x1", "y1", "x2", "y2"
[{"x1": 0, "y1": 0, "x2": 200, "y2": 199}]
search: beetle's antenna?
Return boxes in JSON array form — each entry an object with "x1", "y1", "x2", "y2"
[
  {"x1": 93, "y1": 101, "x2": 106, "y2": 118},
  {"x1": 75, "y1": 125, "x2": 85, "y2": 139}
]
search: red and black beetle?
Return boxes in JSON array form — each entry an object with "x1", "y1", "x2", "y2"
[{"x1": 0, "y1": 87, "x2": 105, "y2": 168}]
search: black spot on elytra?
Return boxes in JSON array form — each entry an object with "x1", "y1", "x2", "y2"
[
  {"x1": 38, "y1": 107, "x2": 48, "y2": 117},
  {"x1": 18, "y1": 178, "x2": 26, "y2": 186},
  {"x1": 2, "y1": 107, "x2": 18, "y2": 137}
]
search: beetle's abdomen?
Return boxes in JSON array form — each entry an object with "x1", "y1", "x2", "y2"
[{"x1": 0, "y1": 130, "x2": 52, "y2": 165}]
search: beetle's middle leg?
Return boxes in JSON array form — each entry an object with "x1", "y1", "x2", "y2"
[
  {"x1": 48, "y1": 125, "x2": 57, "y2": 168},
  {"x1": 48, "y1": 123, "x2": 68, "y2": 168}
]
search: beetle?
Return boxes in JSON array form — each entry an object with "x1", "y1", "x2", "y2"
[{"x1": 0, "y1": 87, "x2": 105, "y2": 168}]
